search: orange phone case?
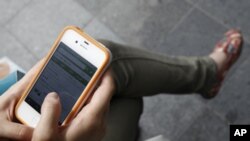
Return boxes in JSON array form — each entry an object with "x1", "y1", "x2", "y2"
[{"x1": 15, "y1": 26, "x2": 111, "y2": 126}]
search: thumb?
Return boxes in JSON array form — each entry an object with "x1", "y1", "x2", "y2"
[{"x1": 36, "y1": 92, "x2": 61, "y2": 133}]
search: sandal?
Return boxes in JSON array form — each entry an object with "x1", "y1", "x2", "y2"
[{"x1": 202, "y1": 29, "x2": 243, "y2": 99}]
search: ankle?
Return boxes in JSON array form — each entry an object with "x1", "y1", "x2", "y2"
[{"x1": 209, "y1": 51, "x2": 227, "y2": 72}]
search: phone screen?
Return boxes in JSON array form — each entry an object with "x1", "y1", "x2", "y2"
[{"x1": 25, "y1": 42, "x2": 97, "y2": 124}]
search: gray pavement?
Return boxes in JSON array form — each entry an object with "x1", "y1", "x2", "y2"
[{"x1": 1, "y1": 0, "x2": 250, "y2": 140}]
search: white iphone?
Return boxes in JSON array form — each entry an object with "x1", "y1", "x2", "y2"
[{"x1": 15, "y1": 26, "x2": 112, "y2": 127}]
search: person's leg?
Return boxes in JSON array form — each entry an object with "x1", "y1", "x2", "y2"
[
  {"x1": 102, "y1": 97, "x2": 143, "y2": 141},
  {"x1": 99, "y1": 41, "x2": 216, "y2": 141},
  {"x1": 100, "y1": 29, "x2": 243, "y2": 141},
  {"x1": 99, "y1": 40, "x2": 217, "y2": 97},
  {"x1": 99, "y1": 29, "x2": 243, "y2": 98}
]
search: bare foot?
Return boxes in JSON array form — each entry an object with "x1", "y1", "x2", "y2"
[
  {"x1": 209, "y1": 31, "x2": 242, "y2": 74},
  {"x1": 202, "y1": 29, "x2": 243, "y2": 99}
]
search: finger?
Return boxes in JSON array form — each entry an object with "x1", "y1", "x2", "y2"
[
  {"x1": 0, "y1": 121, "x2": 33, "y2": 141},
  {"x1": 35, "y1": 93, "x2": 61, "y2": 135},
  {"x1": 38, "y1": 92, "x2": 61, "y2": 128},
  {"x1": 81, "y1": 70, "x2": 115, "y2": 117}
]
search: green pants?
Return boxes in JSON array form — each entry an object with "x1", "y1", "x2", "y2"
[{"x1": 99, "y1": 40, "x2": 217, "y2": 141}]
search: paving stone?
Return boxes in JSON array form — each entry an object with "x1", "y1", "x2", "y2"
[
  {"x1": 2, "y1": 0, "x2": 249, "y2": 141},
  {"x1": 138, "y1": 94, "x2": 207, "y2": 141},
  {"x1": 84, "y1": 18, "x2": 125, "y2": 44},
  {"x1": 155, "y1": 8, "x2": 250, "y2": 75},
  {"x1": 0, "y1": 0, "x2": 31, "y2": 25},
  {"x1": 6, "y1": 0, "x2": 92, "y2": 59},
  {"x1": 185, "y1": 0, "x2": 201, "y2": 4},
  {"x1": 155, "y1": 8, "x2": 227, "y2": 56},
  {"x1": 0, "y1": 29, "x2": 37, "y2": 70},
  {"x1": 177, "y1": 108, "x2": 229, "y2": 141},
  {"x1": 98, "y1": 0, "x2": 192, "y2": 49},
  {"x1": 197, "y1": 0, "x2": 250, "y2": 41},
  {"x1": 207, "y1": 57, "x2": 250, "y2": 124},
  {"x1": 75, "y1": 0, "x2": 112, "y2": 16},
  {"x1": 156, "y1": 6, "x2": 250, "y2": 126}
]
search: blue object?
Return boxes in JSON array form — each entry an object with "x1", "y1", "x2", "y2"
[{"x1": 0, "y1": 71, "x2": 25, "y2": 95}]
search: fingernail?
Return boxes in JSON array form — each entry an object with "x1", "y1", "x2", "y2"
[{"x1": 47, "y1": 92, "x2": 59, "y2": 100}]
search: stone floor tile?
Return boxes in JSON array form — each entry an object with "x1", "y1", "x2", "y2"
[
  {"x1": 138, "y1": 94, "x2": 206, "y2": 141},
  {"x1": 75, "y1": 0, "x2": 113, "y2": 16},
  {"x1": 98, "y1": 0, "x2": 192, "y2": 49},
  {"x1": 1, "y1": 0, "x2": 249, "y2": 140},
  {"x1": 207, "y1": 57, "x2": 250, "y2": 124},
  {"x1": 84, "y1": 18, "x2": 124, "y2": 44},
  {"x1": 154, "y1": 7, "x2": 250, "y2": 75},
  {"x1": 0, "y1": 0, "x2": 31, "y2": 25},
  {"x1": 154, "y1": 8, "x2": 227, "y2": 56},
  {"x1": 177, "y1": 108, "x2": 229, "y2": 141},
  {"x1": 197, "y1": 0, "x2": 250, "y2": 42},
  {"x1": 185, "y1": 0, "x2": 202, "y2": 4},
  {"x1": 6, "y1": 0, "x2": 92, "y2": 59},
  {"x1": 0, "y1": 29, "x2": 37, "y2": 70}
]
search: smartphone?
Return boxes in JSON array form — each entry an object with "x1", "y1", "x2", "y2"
[{"x1": 15, "y1": 26, "x2": 112, "y2": 127}]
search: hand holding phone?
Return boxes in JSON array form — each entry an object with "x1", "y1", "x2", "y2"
[
  {"x1": 0, "y1": 60, "x2": 115, "y2": 141},
  {"x1": 15, "y1": 26, "x2": 112, "y2": 127},
  {"x1": 32, "y1": 69, "x2": 115, "y2": 141},
  {"x1": 0, "y1": 60, "x2": 42, "y2": 141}
]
